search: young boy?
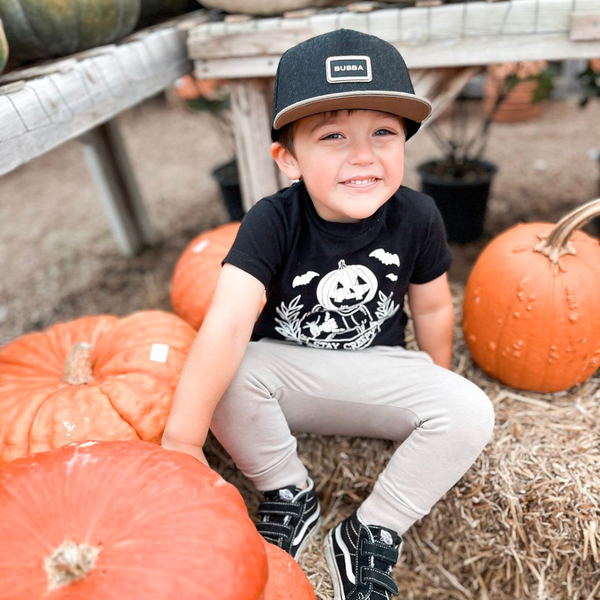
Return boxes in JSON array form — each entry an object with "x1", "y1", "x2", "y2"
[{"x1": 162, "y1": 29, "x2": 494, "y2": 600}]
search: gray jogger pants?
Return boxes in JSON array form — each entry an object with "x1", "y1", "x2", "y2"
[{"x1": 210, "y1": 339, "x2": 494, "y2": 535}]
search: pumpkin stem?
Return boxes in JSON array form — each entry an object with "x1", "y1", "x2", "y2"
[
  {"x1": 44, "y1": 541, "x2": 100, "y2": 589},
  {"x1": 61, "y1": 342, "x2": 94, "y2": 386},
  {"x1": 533, "y1": 198, "x2": 600, "y2": 265}
]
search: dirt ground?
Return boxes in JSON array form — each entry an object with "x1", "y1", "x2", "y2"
[{"x1": 1, "y1": 95, "x2": 599, "y2": 346}]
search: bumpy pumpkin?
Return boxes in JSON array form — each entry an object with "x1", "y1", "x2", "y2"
[
  {"x1": 0, "y1": 19, "x2": 7, "y2": 73},
  {"x1": 463, "y1": 199, "x2": 600, "y2": 392},
  {"x1": 0, "y1": 311, "x2": 195, "y2": 463},
  {"x1": 0, "y1": 0, "x2": 140, "y2": 60},
  {"x1": 171, "y1": 222, "x2": 241, "y2": 330},
  {"x1": 263, "y1": 541, "x2": 317, "y2": 600},
  {"x1": 0, "y1": 440, "x2": 269, "y2": 599}
]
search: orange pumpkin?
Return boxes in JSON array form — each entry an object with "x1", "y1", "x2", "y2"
[
  {"x1": 171, "y1": 222, "x2": 241, "y2": 329},
  {"x1": 263, "y1": 541, "x2": 317, "y2": 600},
  {"x1": 0, "y1": 440, "x2": 269, "y2": 599},
  {"x1": 463, "y1": 199, "x2": 600, "y2": 392},
  {"x1": 0, "y1": 311, "x2": 195, "y2": 463}
]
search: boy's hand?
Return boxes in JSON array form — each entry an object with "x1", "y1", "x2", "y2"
[
  {"x1": 197, "y1": 448, "x2": 209, "y2": 467},
  {"x1": 161, "y1": 435, "x2": 209, "y2": 467}
]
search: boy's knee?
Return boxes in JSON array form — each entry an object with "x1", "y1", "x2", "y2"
[{"x1": 445, "y1": 380, "x2": 494, "y2": 450}]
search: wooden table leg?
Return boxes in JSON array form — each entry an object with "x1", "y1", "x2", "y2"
[
  {"x1": 79, "y1": 118, "x2": 159, "y2": 257},
  {"x1": 228, "y1": 78, "x2": 282, "y2": 211}
]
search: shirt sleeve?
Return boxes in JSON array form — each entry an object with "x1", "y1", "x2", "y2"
[
  {"x1": 409, "y1": 198, "x2": 453, "y2": 284},
  {"x1": 222, "y1": 199, "x2": 287, "y2": 288}
]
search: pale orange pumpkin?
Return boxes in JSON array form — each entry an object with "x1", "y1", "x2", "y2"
[
  {"x1": 463, "y1": 199, "x2": 600, "y2": 392},
  {"x1": 0, "y1": 311, "x2": 195, "y2": 463},
  {"x1": 0, "y1": 440, "x2": 269, "y2": 599},
  {"x1": 171, "y1": 222, "x2": 241, "y2": 329},
  {"x1": 263, "y1": 540, "x2": 317, "y2": 600}
]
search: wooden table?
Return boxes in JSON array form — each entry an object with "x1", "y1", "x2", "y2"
[
  {"x1": 0, "y1": 11, "x2": 210, "y2": 256},
  {"x1": 188, "y1": 0, "x2": 600, "y2": 210}
]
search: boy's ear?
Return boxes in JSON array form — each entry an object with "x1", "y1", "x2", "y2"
[{"x1": 271, "y1": 142, "x2": 301, "y2": 181}]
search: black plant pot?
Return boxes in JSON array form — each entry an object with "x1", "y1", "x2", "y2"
[
  {"x1": 417, "y1": 159, "x2": 498, "y2": 244},
  {"x1": 212, "y1": 159, "x2": 245, "y2": 222}
]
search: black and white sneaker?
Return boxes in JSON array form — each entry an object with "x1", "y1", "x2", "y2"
[
  {"x1": 256, "y1": 477, "x2": 321, "y2": 560},
  {"x1": 324, "y1": 511, "x2": 402, "y2": 600}
]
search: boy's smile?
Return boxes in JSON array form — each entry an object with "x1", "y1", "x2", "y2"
[{"x1": 272, "y1": 110, "x2": 406, "y2": 223}]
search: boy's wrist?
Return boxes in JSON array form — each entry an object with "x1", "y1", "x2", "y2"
[{"x1": 161, "y1": 436, "x2": 208, "y2": 465}]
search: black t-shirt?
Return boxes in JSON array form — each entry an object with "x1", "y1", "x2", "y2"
[{"x1": 224, "y1": 182, "x2": 451, "y2": 351}]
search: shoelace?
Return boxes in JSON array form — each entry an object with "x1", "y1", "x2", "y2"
[
  {"x1": 359, "y1": 539, "x2": 399, "y2": 597},
  {"x1": 256, "y1": 497, "x2": 304, "y2": 547}
]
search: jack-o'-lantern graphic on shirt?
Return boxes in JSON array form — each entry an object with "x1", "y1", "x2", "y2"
[{"x1": 274, "y1": 251, "x2": 401, "y2": 350}]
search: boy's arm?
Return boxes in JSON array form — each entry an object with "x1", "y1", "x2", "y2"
[
  {"x1": 161, "y1": 263, "x2": 265, "y2": 464},
  {"x1": 407, "y1": 273, "x2": 454, "y2": 369}
]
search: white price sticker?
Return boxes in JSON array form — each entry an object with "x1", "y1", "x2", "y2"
[
  {"x1": 192, "y1": 240, "x2": 210, "y2": 254},
  {"x1": 149, "y1": 343, "x2": 170, "y2": 363}
]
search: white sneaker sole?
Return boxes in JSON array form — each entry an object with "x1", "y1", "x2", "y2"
[
  {"x1": 323, "y1": 529, "x2": 345, "y2": 600},
  {"x1": 294, "y1": 516, "x2": 322, "y2": 562}
]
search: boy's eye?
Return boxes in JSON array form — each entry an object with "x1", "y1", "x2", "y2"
[
  {"x1": 322, "y1": 133, "x2": 343, "y2": 140},
  {"x1": 374, "y1": 128, "x2": 395, "y2": 136}
]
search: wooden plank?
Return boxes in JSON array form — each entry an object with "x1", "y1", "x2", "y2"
[
  {"x1": 188, "y1": 0, "x2": 600, "y2": 61},
  {"x1": 0, "y1": 11, "x2": 210, "y2": 177},
  {"x1": 189, "y1": 28, "x2": 313, "y2": 59},
  {"x1": 228, "y1": 79, "x2": 281, "y2": 210},
  {"x1": 570, "y1": 12, "x2": 600, "y2": 41},
  {"x1": 194, "y1": 32, "x2": 600, "y2": 78}
]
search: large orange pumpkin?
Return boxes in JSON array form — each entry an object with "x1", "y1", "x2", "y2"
[
  {"x1": 263, "y1": 541, "x2": 317, "y2": 600},
  {"x1": 463, "y1": 199, "x2": 600, "y2": 392},
  {"x1": 171, "y1": 222, "x2": 241, "y2": 329},
  {"x1": 0, "y1": 311, "x2": 195, "y2": 463},
  {"x1": 0, "y1": 440, "x2": 269, "y2": 599}
]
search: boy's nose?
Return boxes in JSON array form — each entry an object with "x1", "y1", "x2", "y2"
[{"x1": 348, "y1": 139, "x2": 376, "y2": 165}]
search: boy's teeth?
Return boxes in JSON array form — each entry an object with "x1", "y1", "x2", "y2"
[{"x1": 346, "y1": 178, "x2": 376, "y2": 186}]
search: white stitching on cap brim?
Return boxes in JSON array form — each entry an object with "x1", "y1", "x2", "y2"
[{"x1": 273, "y1": 91, "x2": 432, "y2": 129}]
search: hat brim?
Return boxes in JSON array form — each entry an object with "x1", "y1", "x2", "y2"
[{"x1": 272, "y1": 90, "x2": 432, "y2": 131}]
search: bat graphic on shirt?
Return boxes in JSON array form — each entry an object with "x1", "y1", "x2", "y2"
[
  {"x1": 369, "y1": 248, "x2": 400, "y2": 267},
  {"x1": 292, "y1": 271, "x2": 320, "y2": 288}
]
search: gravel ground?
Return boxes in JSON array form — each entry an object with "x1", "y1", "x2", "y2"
[{"x1": 1, "y1": 95, "x2": 599, "y2": 346}]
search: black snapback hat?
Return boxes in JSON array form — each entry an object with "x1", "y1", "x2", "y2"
[{"x1": 271, "y1": 29, "x2": 431, "y2": 142}]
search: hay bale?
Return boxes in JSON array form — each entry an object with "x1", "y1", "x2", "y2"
[{"x1": 205, "y1": 284, "x2": 600, "y2": 599}]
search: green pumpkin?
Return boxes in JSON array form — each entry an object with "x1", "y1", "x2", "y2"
[
  {"x1": 0, "y1": 0, "x2": 141, "y2": 60},
  {"x1": 0, "y1": 19, "x2": 8, "y2": 73}
]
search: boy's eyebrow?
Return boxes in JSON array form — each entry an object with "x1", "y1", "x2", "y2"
[
  {"x1": 309, "y1": 115, "x2": 341, "y2": 134},
  {"x1": 309, "y1": 112, "x2": 403, "y2": 134}
]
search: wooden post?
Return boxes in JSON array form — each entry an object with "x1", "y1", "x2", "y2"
[
  {"x1": 228, "y1": 78, "x2": 281, "y2": 210},
  {"x1": 79, "y1": 118, "x2": 159, "y2": 257}
]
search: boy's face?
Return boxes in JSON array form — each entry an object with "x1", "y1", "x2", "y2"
[{"x1": 272, "y1": 110, "x2": 406, "y2": 223}]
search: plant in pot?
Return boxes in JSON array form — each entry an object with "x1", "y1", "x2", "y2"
[
  {"x1": 484, "y1": 60, "x2": 554, "y2": 123},
  {"x1": 417, "y1": 64, "x2": 555, "y2": 244},
  {"x1": 172, "y1": 75, "x2": 243, "y2": 222}
]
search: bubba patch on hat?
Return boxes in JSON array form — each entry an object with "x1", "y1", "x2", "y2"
[{"x1": 326, "y1": 55, "x2": 372, "y2": 84}]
